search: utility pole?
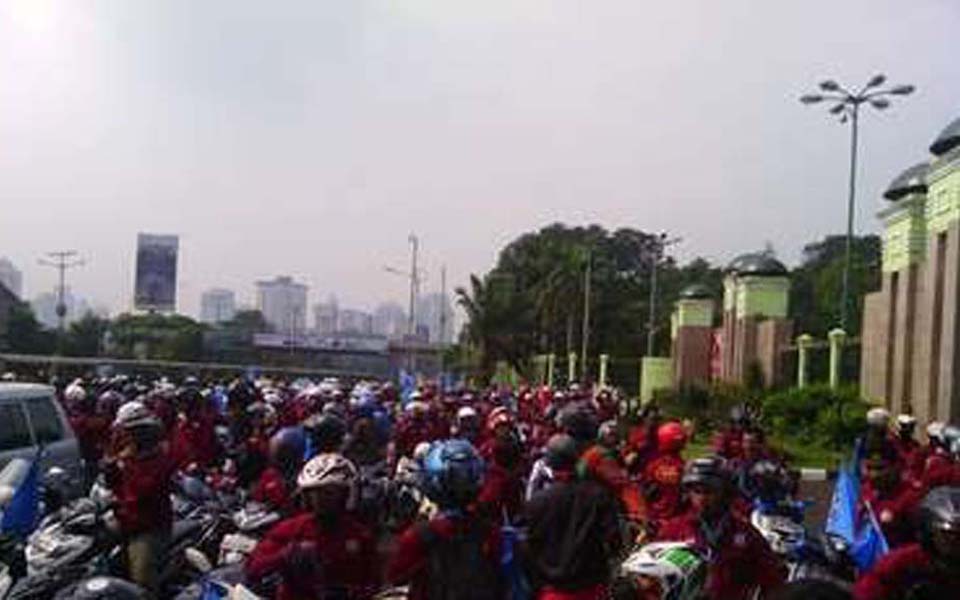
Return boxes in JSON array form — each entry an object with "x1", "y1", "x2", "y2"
[
  {"x1": 646, "y1": 235, "x2": 681, "y2": 357},
  {"x1": 580, "y1": 250, "x2": 591, "y2": 383},
  {"x1": 439, "y1": 265, "x2": 448, "y2": 379},
  {"x1": 38, "y1": 251, "x2": 85, "y2": 354},
  {"x1": 384, "y1": 234, "x2": 423, "y2": 372}
]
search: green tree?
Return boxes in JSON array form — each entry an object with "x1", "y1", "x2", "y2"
[
  {"x1": 63, "y1": 313, "x2": 111, "y2": 357},
  {"x1": 790, "y1": 235, "x2": 881, "y2": 337},
  {"x1": 109, "y1": 313, "x2": 208, "y2": 361},
  {"x1": 3, "y1": 303, "x2": 55, "y2": 354}
]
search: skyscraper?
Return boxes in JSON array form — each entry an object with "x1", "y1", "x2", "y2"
[
  {"x1": 338, "y1": 309, "x2": 374, "y2": 336},
  {"x1": 417, "y1": 292, "x2": 454, "y2": 344},
  {"x1": 200, "y1": 288, "x2": 237, "y2": 324},
  {"x1": 256, "y1": 276, "x2": 308, "y2": 337},
  {"x1": 0, "y1": 258, "x2": 23, "y2": 299}
]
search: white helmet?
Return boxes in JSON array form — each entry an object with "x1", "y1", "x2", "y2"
[
  {"x1": 298, "y1": 453, "x2": 359, "y2": 492},
  {"x1": 895, "y1": 414, "x2": 917, "y2": 432},
  {"x1": 457, "y1": 406, "x2": 478, "y2": 421},
  {"x1": 1, "y1": 372, "x2": 16, "y2": 382},
  {"x1": 618, "y1": 542, "x2": 707, "y2": 600},
  {"x1": 65, "y1": 383, "x2": 87, "y2": 404},
  {"x1": 866, "y1": 407, "x2": 891, "y2": 428},
  {"x1": 927, "y1": 421, "x2": 945, "y2": 442},
  {"x1": 113, "y1": 401, "x2": 156, "y2": 429}
]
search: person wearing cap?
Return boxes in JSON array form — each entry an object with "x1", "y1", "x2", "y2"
[
  {"x1": 642, "y1": 421, "x2": 688, "y2": 522},
  {"x1": 891, "y1": 414, "x2": 924, "y2": 481},
  {"x1": 923, "y1": 424, "x2": 960, "y2": 489},
  {"x1": 102, "y1": 401, "x2": 175, "y2": 595},
  {"x1": 860, "y1": 446, "x2": 926, "y2": 549},
  {"x1": 246, "y1": 453, "x2": 378, "y2": 600},
  {"x1": 524, "y1": 434, "x2": 622, "y2": 600},
  {"x1": 474, "y1": 407, "x2": 525, "y2": 522},
  {"x1": 656, "y1": 458, "x2": 785, "y2": 599},
  {"x1": 853, "y1": 486, "x2": 960, "y2": 599}
]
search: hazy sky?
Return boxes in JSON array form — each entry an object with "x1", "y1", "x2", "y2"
[{"x1": 2, "y1": 0, "x2": 958, "y2": 320}]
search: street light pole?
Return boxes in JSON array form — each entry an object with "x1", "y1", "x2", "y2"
[
  {"x1": 800, "y1": 74, "x2": 914, "y2": 331},
  {"x1": 38, "y1": 250, "x2": 85, "y2": 354},
  {"x1": 646, "y1": 234, "x2": 681, "y2": 357}
]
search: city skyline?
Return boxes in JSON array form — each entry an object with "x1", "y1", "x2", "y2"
[{"x1": 2, "y1": 2, "x2": 959, "y2": 321}]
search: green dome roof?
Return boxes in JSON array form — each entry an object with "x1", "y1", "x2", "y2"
[
  {"x1": 884, "y1": 162, "x2": 928, "y2": 201},
  {"x1": 930, "y1": 116, "x2": 960, "y2": 156},
  {"x1": 727, "y1": 253, "x2": 788, "y2": 276}
]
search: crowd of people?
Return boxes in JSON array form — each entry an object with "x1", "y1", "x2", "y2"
[{"x1": 25, "y1": 372, "x2": 960, "y2": 599}]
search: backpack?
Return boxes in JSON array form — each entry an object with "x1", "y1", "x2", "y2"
[{"x1": 415, "y1": 519, "x2": 505, "y2": 600}]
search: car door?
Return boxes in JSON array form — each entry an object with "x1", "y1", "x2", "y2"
[
  {"x1": 0, "y1": 400, "x2": 35, "y2": 471},
  {"x1": 21, "y1": 394, "x2": 83, "y2": 484}
]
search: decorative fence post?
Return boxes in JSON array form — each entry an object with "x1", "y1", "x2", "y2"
[
  {"x1": 546, "y1": 353, "x2": 556, "y2": 388},
  {"x1": 568, "y1": 352, "x2": 577, "y2": 385},
  {"x1": 599, "y1": 354, "x2": 609, "y2": 388},
  {"x1": 828, "y1": 328, "x2": 847, "y2": 389},
  {"x1": 797, "y1": 334, "x2": 813, "y2": 389}
]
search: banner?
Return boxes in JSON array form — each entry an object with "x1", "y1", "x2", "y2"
[{"x1": 134, "y1": 233, "x2": 179, "y2": 312}]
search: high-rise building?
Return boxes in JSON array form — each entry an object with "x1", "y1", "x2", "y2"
[
  {"x1": 200, "y1": 288, "x2": 237, "y2": 324},
  {"x1": 313, "y1": 297, "x2": 339, "y2": 335},
  {"x1": 0, "y1": 258, "x2": 23, "y2": 299},
  {"x1": 417, "y1": 292, "x2": 454, "y2": 344},
  {"x1": 338, "y1": 309, "x2": 374, "y2": 336},
  {"x1": 373, "y1": 302, "x2": 407, "y2": 339},
  {"x1": 256, "y1": 276, "x2": 308, "y2": 336}
]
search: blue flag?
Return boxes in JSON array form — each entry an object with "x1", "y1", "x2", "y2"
[
  {"x1": 825, "y1": 464, "x2": 859, "y2": 544},
  {"x1": 399, "y1": 370, "x2": 417, "y2": 406},
  {"x1": 852, "y1": 501, "x2": 890, "y2": 572},
  {"x1": 1, "y1": 453, "x2": 41, "y2": 539},
  {"x1": 200, "y1": 578, "x2": 227, "y2": 600}
]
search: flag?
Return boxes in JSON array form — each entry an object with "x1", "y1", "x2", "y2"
[
  {"x1": 399, "y1": 370, "x2": 417, "y2": 405},
  {"x1": 1, "y1": 452, "x2": 42, "y2": 539},
  {"x1": 200, "y1": 578, "x2": 227, "y2": 600},
  {"x1": 825, "y1": 464, "x2": 859, "y2": 544},
  {"x1": 851, "y1": 500, "x2": 890, "y2": 572}
]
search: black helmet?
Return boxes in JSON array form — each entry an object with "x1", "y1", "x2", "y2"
[
  {"x1": 919, "y1": 486, "x2": 960, "y2": 564},
  {"x1": 304, "y1": 413, "x2": 347, "y2": 453},
  {"x1": 682, "y1": 457, "x2": 730, "y2": 492},
  {"x1": 53, "y1": 577, "x2": 147, "y2": 600},
  {"x1": 556, "y1": 403, "x2": 598, "y2": 444},
  {"x1": 544, "y1": 434, "x2": 579, "y2": 472}
]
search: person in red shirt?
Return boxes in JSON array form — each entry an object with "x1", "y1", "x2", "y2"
[
  {"x1": 891, "y1": 414, "x2": 925, "y2": 481},
  {"x1": 252, "y1": 427, "x2": 306, "y2": 515},
  {"x1": 656, "y1": 458, "x2": 785, "y2": 600},
  {"x1": 169, "y1": 387, "x2": 220, "y2": 470},
  {"x1": 102, "y1": 401, "x2": 175, "y2": 595},
  {"x1": 861, "y1": 451, "x2": 926, "y2": 549},
  {"x1": 578, "y1": 420, "x2": 645, "y2": 523},
  {"x1": 853, "y1": 486, "x2": 960, "y2": 600},
  {"x1": 624, "y1": 403, "x2": 661, "y2": 475},
  {"x1": 642, "y1": 421, "x2": 687, "y2": 523},
  {"x1": 711, "y1": 403, "x2": 754, "y2": 460},
  {"x1": 388, "y1": 439, "x2": 503, "y2": 600},
  {"x1": 246, "y1": 453, "x2": 379, "y2": 600}
]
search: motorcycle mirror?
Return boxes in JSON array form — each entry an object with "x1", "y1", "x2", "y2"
[{"x1": 184, "y1": 547, "x2": 213, "y2": 574}]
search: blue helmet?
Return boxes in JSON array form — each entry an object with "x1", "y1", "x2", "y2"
[{"x1": 422, "y1": 439, "x2": 485, "y2": 510}]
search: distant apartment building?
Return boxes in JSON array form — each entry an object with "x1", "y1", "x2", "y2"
[
  {"x1": 200, "y1": 288, "x2": 237, "y2": 324},
  {"x1": 313, "y1": 298, "x2": 339, "y2": 335},
  {"x1": 338, "y1": 309, "x2": 374, "y2": 336},
  {"x1": 373, "y1": 302, "x2": 407, "y2": 339},
  {"x1": 256, "y1": 276, "x2": 308, "y2": 336},
  {"x1": 0, "y1": 258, "x2": 23, "y2": 299}
]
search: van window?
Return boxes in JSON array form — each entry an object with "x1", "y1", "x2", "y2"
[
  {"x1": 25, "y1": 397, "x2": 65, "y2": 444},
  {"x1": 0, "y1": 403, "x2": 32, "y2": 451}
]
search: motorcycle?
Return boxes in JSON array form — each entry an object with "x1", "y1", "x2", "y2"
[{"x1": 217, "y1": 502, "x2": 279, "y2": 567}]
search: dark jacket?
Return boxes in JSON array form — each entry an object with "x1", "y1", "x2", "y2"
[{"x1": 523, "y1": 475, "x2": 621, "y2": 592}]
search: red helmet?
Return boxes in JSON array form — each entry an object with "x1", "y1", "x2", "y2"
[{"x1": 657, "y1": 421, "x2": 687, "y2": 453}]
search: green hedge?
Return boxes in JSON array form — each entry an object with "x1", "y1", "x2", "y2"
[{"x1": 656, "y1": 383, "x2": 870, "y2": 467}]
